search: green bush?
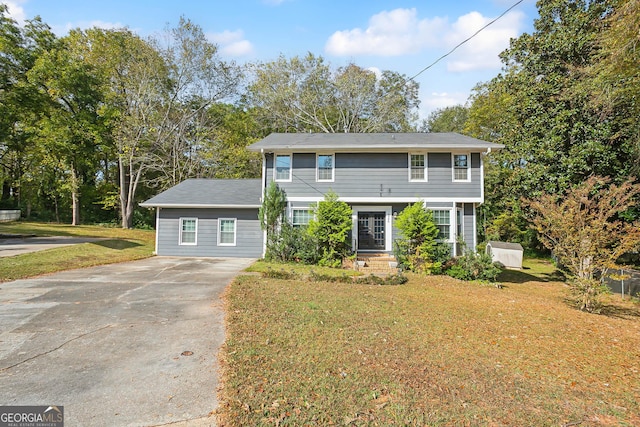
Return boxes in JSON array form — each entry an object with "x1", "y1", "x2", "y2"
[
  {"x1": 262, "y1": 268, "x2": 299, "y2": 280},
  {"x1": 265, "y1": 221, "x2": 319, "y2": 264},
  {"x1": 393, "y1": 202, "x2": 441, "y2": 274},
  {"x1": 445, "y1": 251, "x2": 501, "y2": 282},
  {"x1": 307, "y1": 191, "x2": 353, "y2": 267},
  {"x1": 308, "y1": 270, "x2": 352, "y2": 283}
]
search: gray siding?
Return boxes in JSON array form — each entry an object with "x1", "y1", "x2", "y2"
[
  {"x1": 463, "y1": 203, "x2": 475, "y2": 250},
  {"x1": 157, "y1": 208, "x2": 262, "y2": 257},
  {"x1": 266, "y1": 152, "x2": 482, "y2": 199}
]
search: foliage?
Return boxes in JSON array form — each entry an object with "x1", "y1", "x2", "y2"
[
  {"x1": 258, "y1": 181, "x2": 287, "y2": 240},
  {"x1": 354, "y1": 273, "x2": 408, "y2": 286},
  {"x1": 420, "y1": 104, "x2": 469, "y2": 133},
  {"x1": 247, "y1": 53, "x2": 419, "y2": 133},
  {"x1": 307, "y1": 190, "x2": 352, "y2": 267},
  {"x1": 309, "y1": 270, "x2": 353, "y2": 283},
  {"x1": 261, "y1": 267, "x2": 299, "y2": 280},
  {"x1": 445, "y1": 251, "x2": 502, "y2": 282},
  {"x1": 589, "y1": 0, "x2": 640, "y2": 178},
  {"x1": 393, "y1": 202, "x2": 440, "y2": 273},
  {"x1": 484, "y1": 203, "x2": 537, "y2": 250},
  {"x1": 465, "y1": 0, "x2": 637, "y2": 227},
  {"x1": 264, "y1": 220, "x2": 318, "y2": 264},
  {"x1": 523, "y1": 176, "x2": 640, "y2": 312}
]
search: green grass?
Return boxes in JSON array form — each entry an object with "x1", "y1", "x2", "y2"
[
  {"x1": 218, "y1": 260, "x2": 640, "y2": 426},
  {"x1": 0, "y1": 221, "x2": 154, "y2": 281}
]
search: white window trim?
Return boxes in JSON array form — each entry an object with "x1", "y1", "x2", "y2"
[
  {"x1": 179, "y1": 217, "x2": 198, "y2": 246},
  {"x1": 430, "y1": 207, "x2": 454, "y2": 244},
  {"x1": 274, "y1": 154, "x2": 292, "y2": 182},
  {"x1": 408, "y1": 153, "x2": 428, "y2": 182},
  {"x1": 316, "y1": 153, "x2": 335, "y2": 182},
  {"x1": 452, "y1": 153, "x2": 471, "y2": 182},
  {"x1": 217, "y1": 218, "x2": 237, "y2": 246},
  {"x1": 291, "y1": 208, "x2": 312, "y2": 227}
]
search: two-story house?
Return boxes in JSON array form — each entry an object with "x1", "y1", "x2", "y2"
[{"x1": 141, "y1": 132, "x2": 502, "y2": 258}]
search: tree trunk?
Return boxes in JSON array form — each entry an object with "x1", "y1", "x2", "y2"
[
  {"x1": 71, "y1": 166, "x2": 80, "y2": 226},
  {"x1": 119, "y1": 155, "x2": 131, "y2": 229},
  {"x1": 119, "y1": 152, "x2": 142, "y2": 229}
]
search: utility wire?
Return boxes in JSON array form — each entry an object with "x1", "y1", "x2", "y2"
[{"x1": 407, "y1": 0, "x2": 525, "y2": 82}]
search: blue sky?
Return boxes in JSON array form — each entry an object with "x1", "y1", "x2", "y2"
[{"x1": 4, "y1": 0, "x2": 538, "y2": 119}]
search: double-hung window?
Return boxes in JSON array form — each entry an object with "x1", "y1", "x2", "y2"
[
  {"x1": 432, "y1": 210, "x2": 451, "y2": 241},
  {"x1": 409, "y1": 153, "x2": 427, "y2": 181},
  {"x1": 453, "y1": 154, "x2": 470, "y2": 181},
  {"x1": 275, "y1": 154, "x2": 291, "y2": 182},
  {"x1": 179, "y1": 218, "x2": 197, "y2": 245},
  {"x1": 292, "y1": 209, "x2": 312, "y2": 228},
  {"x1": 317, "y1": 154, "x2": 334, "y2": 182},
  {"x1": 218, "y1": 218, "x2": 236, "y2": 246}
]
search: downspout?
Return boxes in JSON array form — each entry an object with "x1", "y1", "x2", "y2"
[
  {"x1": 155, "y1": 207, "x2": 160, "y2": 255},
  {"x1": 261, "y1": 149, "x2": 267, "y2": 258}
]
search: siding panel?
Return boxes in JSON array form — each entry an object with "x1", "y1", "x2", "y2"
[
  {"x1": 266, "y1": 152, "x2": 483, "y2": 199},
  {"x1": 157, "y1": 208, "x2": 262, "y2": 257}
]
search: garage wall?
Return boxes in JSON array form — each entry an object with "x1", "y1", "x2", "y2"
[{"x1": 156, "y1": 208, "x2": 263, "y2": 258}]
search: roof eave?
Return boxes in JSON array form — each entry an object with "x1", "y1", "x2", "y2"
[
  {"x1": 139, "y1": 203, "x2": 261, "y2": 209},
  {"x1": 248, "y1": 144, "x2": 504, "y2": 153}
]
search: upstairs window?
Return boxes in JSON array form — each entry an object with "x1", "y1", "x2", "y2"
[
  {"x1": 317, "y1": 154, "x2": 334, "y2": 181},
  {"x1": 432, "y1": 210, "x2": 451, "y2": 240},
  {"x1": 275, "y1": 154, "x2": 291, "y2": 181},
  {"x1": 409, "y1": 153, "x2": 427, "y2": 181},
  {"x1": 179, "y1": 218, "x2": 197, "y2": 245},
  {"x1": 453, "y1": 154, "x2": 470, "y2": 181}
]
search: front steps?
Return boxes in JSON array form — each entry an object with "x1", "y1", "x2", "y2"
[{"x1": 353, "y1": 253, "x2": 399, "y2": 276}]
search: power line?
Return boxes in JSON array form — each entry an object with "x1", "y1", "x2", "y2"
[{"x1": 407, "y1": 0, "x2": 525, "y2": 82}]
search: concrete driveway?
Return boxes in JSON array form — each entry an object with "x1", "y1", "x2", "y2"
[{"x1": 0, "y1": 256, "x2": 255, "y2": 426}]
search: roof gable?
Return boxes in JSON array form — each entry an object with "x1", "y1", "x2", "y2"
[
  {"x1": 140, "y1": 179, "x2": 262, "y2": 208},
  {"x1": 248, "y1": 132, "x2": 503, "y2": 152}
]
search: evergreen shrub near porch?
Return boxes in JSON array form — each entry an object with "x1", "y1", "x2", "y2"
[{"x1": 259, "y1": 184, "x2": 353, "y2": 267}]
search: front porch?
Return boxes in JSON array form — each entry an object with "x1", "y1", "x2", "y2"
[{"x1": 346, "y1": 252, "x2": 399, "y2": 276}]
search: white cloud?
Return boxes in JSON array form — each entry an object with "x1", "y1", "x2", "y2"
[
  {"x1": 3, "y1": 0, "x2": 27, "y2": 24},
  {"x1": 325, "y1": 8, "x2": 445, "y2": 56},
  {"x1": 207, "y1": 29, "x2": 254, "y2": 57},
  {"x1": 420, "y1": 91, "x2": 468, "y2": 119},
  {"x1": 444, "y1": 11, "x2": 523, "y2": 72},
  {"x1": 325, "y1": 7, "x2": 524, "y2": 72}
]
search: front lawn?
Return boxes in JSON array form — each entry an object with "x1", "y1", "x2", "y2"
[{"x1": 218, "y1": 262, "x2": 640, "y2": 426}]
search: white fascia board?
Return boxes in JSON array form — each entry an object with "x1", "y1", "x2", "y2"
[
  {"x1": 286, "y1": 196, "x2": 483, "y2": 203},
  {"x1": 139, "y1": 203, "x2": 261, "y2": 209},
  {"x1": 258, "y1": 146, "x2": 497, "y2": 154}
]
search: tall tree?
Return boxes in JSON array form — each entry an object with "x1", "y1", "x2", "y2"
[
  {"x1": 28, "y1": 36, "x2": 105, "y2": 225},
  {"x1": 0, "y1": 7, "x2": 56, "y2": 212},
  {"x1": 590, "y1": 0, "x2": 640, "y2": 176},
  {"x1": 523, "y1": 177, "x2": 640, "y2": 312},
  {"x1": 465, "y1": 0, "x2": 627, "y2": 230},
  {"x1": 247, "y1": 53, "x2": 419, "y2": 133},
  {"x1": 75, "y1": 18, "x2": 241, "y2": 228},
  {"x1": 421, "y1": 105, "x2": 469, "y2": 133}
]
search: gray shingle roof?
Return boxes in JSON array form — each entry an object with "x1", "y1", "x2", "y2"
[
  {"x1": 248, "y1": 132, "x2": 503, "y2": 152},
  {"x1": 140, "y1": 179, "x2": 262, "y2": 208}
]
